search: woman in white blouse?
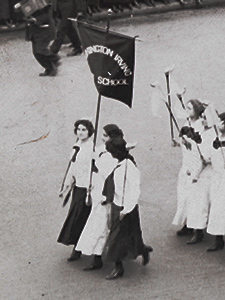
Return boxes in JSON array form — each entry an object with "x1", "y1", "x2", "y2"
[
  {"x1": 57, "y1": 119, "x2": 94, "y2": 261},
  {"x1": 102, "y1": 137, "x2": 152, "y2": 280}
]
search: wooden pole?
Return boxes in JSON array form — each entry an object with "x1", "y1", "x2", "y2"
[
  {"x1": 86, "y1": 93, "x2": 102, "y2": 205},
  {"x1": 165, "y1": 71, "x2": 178, "y2": 147}
]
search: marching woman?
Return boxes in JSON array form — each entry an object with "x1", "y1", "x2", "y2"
[
  {"x1": 102, "y1": 137, "x2": 153, "y2": 280},
  {"x1": 172, "y1": 99, "x2": 205, "y2": 236},
  {"x1": 185, "y1": 109, "x2": 214, "y2": 244},
  {"x1": 58, "y1": 119, "x2": 94, "y2": 261},
  {"x1": 76, "y1": 124, "x2": 124, "y2": 270},
  {"x1": 207, "y1": 112, "x2": 225, "y2": 251}
]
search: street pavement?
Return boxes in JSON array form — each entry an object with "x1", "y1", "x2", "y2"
[{"x1": 1, "y1": 4, "x2": 225, "y2": 300}]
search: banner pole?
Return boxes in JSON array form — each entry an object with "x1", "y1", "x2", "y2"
[
  {"x1": 86, "y1": 93, "x2": 102, "y2": 205},
  {"x1": 93, "y1": 93, "x2": 102, "y2": 151},
  {"x1": 165, "y1": 71, "x2": 176, "y2": 146},
  {"x1": 106, "y1": 9, "x2": 112, "y2": 33}
]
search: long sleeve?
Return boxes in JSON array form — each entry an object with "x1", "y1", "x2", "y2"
[{"x1": 114, "y1": 160, "x2": 141, "y2": 215}]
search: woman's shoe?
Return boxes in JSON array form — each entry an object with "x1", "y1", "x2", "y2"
[
  {"x1": 207, "y1": 242, "x2": 224, "y2": 252},
  {"x1": 207, "y1": 236, "x2": 224, "y2": 252},
  {"x1": 187, "y1": 230, "x2": 204, "y2": 244},
  {"x1": 67, "y1": 249, "x2": 81, "y2": 261},
  {"x1": 83, "y1": 255, "x2": 103, "y2": 271},
  {"x1": 106, "y1": 266, "x2": 124, "y2": 280},
  {"x1": 177, "y1": 225, "x2": 193, "y2": 236}
]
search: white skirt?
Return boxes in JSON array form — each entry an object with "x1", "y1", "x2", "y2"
[
  {"x1": 76, "y1": 194, "x2": 110, "y2": 256},
  {"x1": 207, "y1": 171, "x2": 225, "y2": 235},
  {"x1": 186, "y1": 165, "x2": 212, "y2": 229},
  {"x1": 172, "y1": 167, "x2": 193, "y2": 226}
]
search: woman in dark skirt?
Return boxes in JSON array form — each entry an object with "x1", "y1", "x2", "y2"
[
  {"x1": 102, "y1": 137, "x2": 153, "y2": 280},
  {"x1": 58, "y1": 119, "x2": 94, "y2": 261}
]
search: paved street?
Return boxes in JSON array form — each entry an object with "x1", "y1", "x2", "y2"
[{"x1": 1, "y1": 5, "x2": 225, "y2": 300}]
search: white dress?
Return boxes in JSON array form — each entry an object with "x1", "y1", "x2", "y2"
[
  {"x1": 76, "y1": 145, "x2": 118, "y2": 255},
  {"x1": 186, "y1": 128, "x2": 214, "y2": 229},
  {"x1": 207, "y1": 135, "x2": 225, "y2": 235},
  {"x1": 172, "y1": 119, "x2": 204, "y2": 226}
]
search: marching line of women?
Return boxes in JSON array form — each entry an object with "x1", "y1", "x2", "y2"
[
  {"x1": 57, "y1": 99, "x2": 225, "y2": 281},
  {"x1": 58, "y1": 121, "x2": 153, "y2": 280},
  {"x1": 173, "y1": 99, "x2": 225, "y2": 252}
]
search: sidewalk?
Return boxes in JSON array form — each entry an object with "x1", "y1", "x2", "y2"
[
  {"x1": 0, "y1": 0, "x2": 224, "y2": 33},
  {"x1": 92, "y1": 0, "x2": 225, "y2": 22}
]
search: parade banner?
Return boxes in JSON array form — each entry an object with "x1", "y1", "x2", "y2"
[{"x1": 77, "y1": 21, "x2": 135, "y2": 108}]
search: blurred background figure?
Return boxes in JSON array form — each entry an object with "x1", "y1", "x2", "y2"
[
  {"x1": 51, "y1": 0, "x2": 82, "y2": 56},
  {"x1": 14, "y1": 0, "x2": 60, "y2": 76}
]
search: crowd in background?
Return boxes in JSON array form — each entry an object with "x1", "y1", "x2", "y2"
[{"x1": 0, "y1": 0, "x2": 203, "y2": 27}]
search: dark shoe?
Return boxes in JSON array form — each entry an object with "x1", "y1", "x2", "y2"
[
  {"x1": 207, "y1": 236, "x2": 224, "y2": 252},
  {"x1": 146, "y1": 245, "x2": 153, "y2": 252},
  {"x1": 187, "y1": 231, "x2": 204, "y2": 244},
  {"x1": 39, "y1": 66, "x2": 57, "y2": 77},
  {"x1": 67, "y1": 48, "x2": 82, "y2": 57},
  {"x1": 207, "y1": 242, "x2": 224, "y2": 252},
  {"x1": 177, "y1": 225, "x2": 193, "y2": 236},
  {"x1": 83, "y1": 262, "x2": 103, "y2": 271},
  {"x1": 83, "y1": 255, "x2": 103, "y2": 271},
  {"x1": 67, "y1": 250, "x2": 81, "y2": 262},
  {"x1": 106, "y1": 266, "x2": 124, "y2": 280}
]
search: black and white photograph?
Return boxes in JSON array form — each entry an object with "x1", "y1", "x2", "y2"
[{"x1": 1, "y1": 0, "x2": 225, "y2": 299}]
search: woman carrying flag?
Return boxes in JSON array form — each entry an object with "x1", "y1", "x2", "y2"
[
  {"x1": 76, "y1": 124, "x2": 124, "y2": 270},
  {"x1": 173, "y1": 99, "x2": 205, "y2": 236},
  {"x1": 57, "y1": 119, "x2": 94, "y2": 261},
  {"x1": 185, "y1": 109, "x2": 214, "y2": 244}
]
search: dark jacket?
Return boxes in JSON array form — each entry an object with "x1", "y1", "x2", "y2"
[{"x1": 26, "y1": 5, "x2": 55, "y2": 55}]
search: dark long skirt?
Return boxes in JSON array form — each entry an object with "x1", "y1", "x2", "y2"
[
  {"x1": 103, "y1": 203, "x2": 145, "y2": 262},
  {"x1": 57, "y1": 186, "x2": 91, "y2": 246}
]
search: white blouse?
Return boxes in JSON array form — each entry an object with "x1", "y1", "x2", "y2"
[
  {"x1": 113, "y1": 159, "x2": 141, "y2": 215},
  {"x1": 65, "y1": 139, "x2": 93, "y2": 188}
]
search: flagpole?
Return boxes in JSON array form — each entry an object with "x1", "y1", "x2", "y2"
[
  {"x1": 86, "y1": 93, "x2": 102, "y2": 205},
  {"x1": 106, "y1": 9, "x2": 112, "y2": 33},
  {"x1": 165, "y1": 70, "x2": 179, "y2": 147}
]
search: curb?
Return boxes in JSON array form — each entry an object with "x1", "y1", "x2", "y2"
[
  {"x1": 0, "y1": 0, "x2": 224, "y2": 33},
  {"x1": 91, "y1": 0, "x2": 225, "y2": 22}
]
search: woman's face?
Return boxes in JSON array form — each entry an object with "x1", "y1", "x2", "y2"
[
  {"x1": 76, "y1": 124, "x2": 89, "y2": 141},
  {"x1": 201, "y1": 113, "x2": 208, "y2": 128},
  {"x1": 186, "y1": 102, "x2": 196, "y2": 118},
  {"x1": 101, "y1": 130, "x2": 110, "y2": 144}
]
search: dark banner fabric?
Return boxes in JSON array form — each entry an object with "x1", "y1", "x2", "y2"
[{"x1": 77, "y1": 21, "x2": 135, "y2": 108}]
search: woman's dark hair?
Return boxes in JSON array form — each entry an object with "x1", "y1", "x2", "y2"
[
  {"x1": 103, "y1": 124, "x2": 124, "y2": 139},
  {"x1": 106, "y1": 137, "x2": 136, "y2": 165},
  {"x1": 187, "y1": 99, "x2": 206, "y2": 118},
  {"x1": 74, "y1": 119, "x2": 95, "y2": 137},
  {"x1": 219, "y1": 112, "x2": 225, "y2": 123}
]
